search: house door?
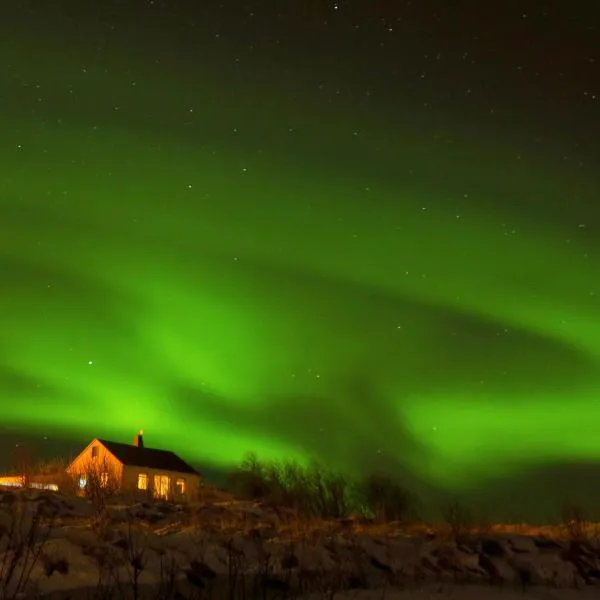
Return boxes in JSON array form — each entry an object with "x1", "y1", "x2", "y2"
[{"x1": 153, "y1": 475, "x2": 170, "y2": 499}]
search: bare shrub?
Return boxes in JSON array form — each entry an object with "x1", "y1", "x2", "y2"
[
  {"x1": 308, "y1": 459, "x2": 351, "y2": 519},
  {"x1": 12, "y1": 444, "x2": 35, "y2": 489},
  {"x1": 227, "y1": 452, "x2": 274, "y2": 500},
  {"x1": 355, "y1": 472, "x2": 413, "y2": 523},
  {"x1": 116, "y1": 508, "x2": 149, "y2": 600},
  {"x1": 89, "y1": 543, "x2": 122, "y2": 600},
  {"x1": 441, "y1": 499, "x2": 473, "y2": 543},
  {"x1": 40, "y1": 544, "x2": 70, "y2": 578},
  {"x1": 228, "y1": 454, "x2": 358, "y2": 521},
  {"x1": 79, "y1": 457, "x2": 120, "y2": 513},
  {"x1": 228, "y1": 453, "x2": 427, "y2": 526},
  {"x1": 560, "y1": 503, "x2": 589, "y2": 542},
  {"x1": 0, "y1": 491, "x2": 57, "y2": 599},
  {"x1": 265, "y1": 459, "x2": 311, "y2": 511}
]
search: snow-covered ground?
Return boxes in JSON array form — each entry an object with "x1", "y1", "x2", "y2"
[{"x1": 1, "y1": 487, "x2": 599, "y2": 599}]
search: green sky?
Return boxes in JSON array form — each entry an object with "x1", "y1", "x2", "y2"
[{"x1": 1, "y1": 3, "x2": 599, "y2": 516}]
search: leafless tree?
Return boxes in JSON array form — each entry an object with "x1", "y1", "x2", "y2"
[
  {"x1": 12, "y1": 444, "x2": 34, "y2": 489},
  {"x1": 441, "y1": 499, "x2": 473, "y2": 543}
]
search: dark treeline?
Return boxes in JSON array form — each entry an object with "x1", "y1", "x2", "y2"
[{"x1": 226, "y1": 452, "x2": 417, "y2": 522}]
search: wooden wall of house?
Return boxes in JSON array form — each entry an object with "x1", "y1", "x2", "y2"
[{"x1": 121, "y1": 465, "x2": 201, "y2": 502}]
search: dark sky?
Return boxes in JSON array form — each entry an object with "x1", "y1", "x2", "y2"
[{"x1": 1, "y1": 0, "x2": 599, "y2": 522}]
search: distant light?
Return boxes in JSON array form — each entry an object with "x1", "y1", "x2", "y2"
[
  {"x1": 88, "y1": 360, "x2": 93, "y2": 366},
  {"x1": 30, "y1": 483, "x2": 59, "y2": 491}
]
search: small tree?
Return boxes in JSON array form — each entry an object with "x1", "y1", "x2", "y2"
[
  {"x1": 78, "y1": 457, "x2": 120, "y2": 512},
  {"x1": 356, "y1": 472, "x2": 412, "y2": 522},
  {"x1": 442, "y1": 499, "x2": 473, "y2": 543},
  {"x1": 227, "y1": 452, "x2": 273, "y2": 500},
  {"x1": 12, "y1": 444, "x2": 35, "y2": 488},
  {"x1": 308, "y1": 461, "x2": 351, "y2": 519},
  {"x1": 561, "y1": 503, "x2": 589, "y2": 542},
  {"x1": 227, "y1": 454, "x2": 353, "y2": 519},
  {"x1": 265, "y1": 459, "x2": 311, "y2": 514}
]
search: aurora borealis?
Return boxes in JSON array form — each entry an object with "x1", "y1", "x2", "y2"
[{"x1": 1, "y1": 1, "x2": 599, "y2": 518}]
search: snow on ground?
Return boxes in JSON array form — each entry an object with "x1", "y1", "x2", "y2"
[{"x1": 1, "y1": 487, "x2": 600, "y2": 599}]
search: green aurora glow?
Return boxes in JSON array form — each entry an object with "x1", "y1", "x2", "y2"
[{"x1": 1, "y1": 5, "x2": 599, "y2": 503}]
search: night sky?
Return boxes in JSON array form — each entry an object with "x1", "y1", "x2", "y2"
[{"x1": 1, "y1": 0, "x2": 599, "y2": 521}]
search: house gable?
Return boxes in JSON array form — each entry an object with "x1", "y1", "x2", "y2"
[{"x1": 66, "y1": 438, "x2": 124, "y2": 482}]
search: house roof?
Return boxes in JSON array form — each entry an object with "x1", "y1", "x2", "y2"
[{"x1": 97, "y1": 439, "x2": 199, "y2": 475}]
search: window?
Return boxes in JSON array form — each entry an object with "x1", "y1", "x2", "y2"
[
  {"x1": 137, "y1": 473, "x2": 148, "y2": 490},
  {"x1": 100, "y1": 472, "x2": 109, "y2": 487},
  {"x1": 91, "y1": 446, "x2": 98, "y2": 459},
  {"x1": 153, "y1": 475, "x2": 170, "y2": 499},
  {"x1": 175, "y1": 478, "x2": 185, "y2": 494}
]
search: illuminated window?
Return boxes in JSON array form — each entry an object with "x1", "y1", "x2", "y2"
[
  {"x1": 153, "y1": 475, "x2": 170, "y2": 499},
  {"x1": 30, "y1": 483, "x2": 59, "y2": 491},
  {"x1": 175, "y1": 478, "x2": 185, "y2": 494},
  {"x1": 137, "y1": 473, "x2": 148, "y2": 490},
  {"x1": 79, "y1": 475, "x2": 87, "y2": 489},
  {"x1": 91, "y1": 446, "x2": 99, "y2": 459},
  {"x1": 100, "y1": 472, "x2": 109, "y2": 487}
]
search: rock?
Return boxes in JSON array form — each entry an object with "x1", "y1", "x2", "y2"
[
  {"x1": 420, "y1": 555, "x2": 441, "y2": 574},
  {"x1": 507, "y1": 535, "x2": 538, "y2": 553},
  {"x1": 456, "y1": 542, "x2": 478, "y2": 555},
  {"x1": 281, "y1": 552, "x2": 299, "y2": 570},
  {"x1": 455, "y1": 549, "x2": 487, "y2": 580},
  {"x1": 293, "y1": 541, "x2": 337, "y2": 572},
  {"x1": 510, "y1": 552, "x2": 583, "y2": 588},
  {"x1": 481, "y1": 537, "x2": 506, "y2": 557},
  {"x1": 189, "y1": 559, "x2": 216, "y2": 579},
  {"x1": 534, "y1": 536, "x2": 565, "y2": 551},
  {"x1": 562, "y1": 541, "x2": 600, "y2": 585},
  {"x1": 185, "y1": 558, "x2": 217, "y2": 588},
  {"x1": 478, "y1": 552, "x2": 516, "y2": 585}
]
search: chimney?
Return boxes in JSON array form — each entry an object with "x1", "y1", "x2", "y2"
[{"x1": 133, "y1": 430, "x2": 144, "y2": 448}]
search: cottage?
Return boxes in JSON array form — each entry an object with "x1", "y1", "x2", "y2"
[{"x1": 66, "y1": 431, "x2": 201, "y2": 501}]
